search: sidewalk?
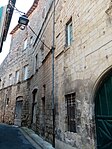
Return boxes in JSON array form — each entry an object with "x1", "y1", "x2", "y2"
[{"x1": 19, "y1": 127, "x2": 55, "y2": 149}]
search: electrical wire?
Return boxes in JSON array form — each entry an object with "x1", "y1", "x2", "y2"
[
  {"x1": 9, "y1": 1, "x2": 51, "y2": 50},
  {"x1": 9, "y1": 1, "x2": 25, "y2": 15},
  {"x1": 28, "y1": 26, "x2": 51, "y2": 50}
]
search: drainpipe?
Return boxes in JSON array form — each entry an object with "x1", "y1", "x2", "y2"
[{"x1": 52, "y1": 0, "x2": 56, "y2": 147}]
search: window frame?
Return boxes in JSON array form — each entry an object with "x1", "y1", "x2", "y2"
[
  {"x1": 15, "y1": 70, "x2": 20, "y2": 83},
  {"x1": 0, "y1": 78, "x2": 1, "y2": 88},
  {"x1": 40, "y1": 43, "x2": 44, "y2": 62},
  {"x1": 24, "y1": 38, "x2": 28, "y2": 50},
  {"x1": 23, "y1": 65, "x2": 28, "y2": 80},
  {"x1": 30, "y1": 36, "x2": 33, "y2": 45},
  {"x1": 6, "y1": 98, "x2": 9, "y2": 106},
  {"x1": 65, "y1": 92, "x2": 76, "y2": 133},
  {"x1": 66, "y1": 18, "x2": 73, "y2": 47},
  {"x1": 9, "y1": 73, "x2": 12, "y2": 85},
  {"x1": 35, "y1": 54, "x2": 39, "y2": 71}
]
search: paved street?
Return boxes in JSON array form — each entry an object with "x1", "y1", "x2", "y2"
[{"x1": 0, "y1": 123, "x2": 37, "y2": 149}]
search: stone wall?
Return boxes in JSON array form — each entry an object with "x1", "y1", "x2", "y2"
[
  {"x1": 0, "y1": 0, "x2": 112, "y2": 148},
  {"x1": 0, "y1": 0, "x2": 55, "y2": 144},
  {"x1": 0, "y1": 81, "x2": 30, "y2": 126}
]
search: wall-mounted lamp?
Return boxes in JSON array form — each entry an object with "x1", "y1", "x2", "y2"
[
  {"x1": 18, "y1": 15, "x2": 51, "y2": 50},
  {"x1": 18, "y1": 15, "x2": 29, "y2": 26},
  {"x1": 18, "y1": 15, "x2": 29, "y2": 30}
]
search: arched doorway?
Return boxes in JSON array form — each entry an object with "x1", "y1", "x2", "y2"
[
  {"x1": 14, "y1": 96, "x2": 23, "y2": 126},
  {"x1": 31, "y1": 89, "x2": 38, "y2": 125},
  {"x1": 95, "y1": 70, "x2": 112, "y2": 148}
]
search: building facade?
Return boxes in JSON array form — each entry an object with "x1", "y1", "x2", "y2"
[
  {"x1": 0, "y1": 0, "x2": 112, "y2": 148},
  {"x1": 0, "y1": 0, "x2": 16, "y2": 52}
]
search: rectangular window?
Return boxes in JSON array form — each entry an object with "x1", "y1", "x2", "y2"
[
  {"x1": 35, "y1": 54, "x2": 39, "y2": 71},
  {"x1": 2, "y1": 80, "x2": 5, "y2": 88},
  {"x1": 6, "y1": 98, "x2": 9, "y2": 106},
  {"x1": 15, "y1": 70, "x2": 19, "y2": 83},
  {"x1": 41, "y1": 43, "x2": 44, "y2": 61},
  {"x1": 23, "y1": 65, "x2": 28, "y2": 80},
  {"x1": 0, "y1": 78, "x2": 1, "y2": 88},
  {"x1": 65, "y1": 92, "x2": 76, "y2": 133},
  {"x1": 9, "y1": 74, "x2": 12, "y2": 85},
  {"x1": 42, "y1": 96, "x2": 45, "y2": 136},
  {"x1": 66, "y1": 18, "x2": 73, "y2": 46},
  {"x1": 32, "y1": 90, "x2": 37, "y2": 124},
  {"x1": 24, "y1": 39, "x2": 27, "y2": 50},
  {"x1": 30, "y1": 36, "x2": 33, "y2": 45}
]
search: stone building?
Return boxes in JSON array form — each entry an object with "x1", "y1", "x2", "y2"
[
  {"x1": 0, "y1": 0, "x2": 16, "y2": 52},
  {"x1": 1, "y1": 0, "x2": 112, "y2": 148}
]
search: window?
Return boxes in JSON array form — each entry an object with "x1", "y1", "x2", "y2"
[
  {"x1": 41, "y1": 85, "x2": 46, "y2": 136},
  {"x1": 65, "y1": 92, "x2": 76, "y2": 133},
  {"x1": 30, "y1": 36, "x2": 33, "y2": 45},
  {"x1": 23, "y1": 65, "x2": 28, "y2": 80},
  {"x1": 0, "y1": 78, "x2": 1, "y2": 88},
  {"x1": 2, "y1": 82, "x2": 4, "y2": 88},
  {"x1": 42, "y1": 96, "x2": 45, "y2": 136},
  {"x1": 6, "y1": 98, "x2": 9, "y2": 106},
  {"x1": 35, "y1": 54, "x2": 39, "y2": 71},
  {"x1": 2, "y1": 78, "x2": 5, "y2": 88},
  {"x1": 42, "y1": 84, "x2": 46, "y2": 98},
  {"x1": 24, "y1": 39, "x2": 27, "y2": 50},
  {"x1": 9, "y1": 74, "x2": 12, "y2": 85},
  {"x1": 66, "y1": 18, "x2": 73, "y2": 46},
  {"x1": 15, "y1": 70, "x2": 19, "y2": 83},
  {"x1": 42, "y1": 8, "x2": 45, "y2": 19},
  {"x1": 32, "y1": 89, "x2": 38, "y2": 124},
  {"x1": 40, "y1": 43, "x2": 44, "y2": 61}
]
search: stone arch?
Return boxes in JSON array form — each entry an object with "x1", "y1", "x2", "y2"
[
  {"x1": 93, "y1": 67, "x2": 112, "y2": 148},
  {"x1": 86, "y1": 65, "x2": 112, "y2": 148},
  {"x1": 91, "y1": 65, "x2": 112, "y2": 103},
  {"x1": 16, "y1": 96, "x2": 23, "y2": 101},
  {"x1": 32, "y1": 86, "x2": 38, "y2": 94},
  {"x1": 32, "y1": 88, "x2": 38, "y2": 94},
  {"x1": 92, "y1": 65, "x2": 112, "y2": 97},
  {"x1": 31, "y1": 87, "x2": 38, "y2": 126},
  {"x1": 14, "y1": 96, "x2": 23, "y2": 126}
]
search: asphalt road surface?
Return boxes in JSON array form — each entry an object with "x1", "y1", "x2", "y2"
[{"x1": 0, "y1": 123, "x2": 36, "y2": 149}]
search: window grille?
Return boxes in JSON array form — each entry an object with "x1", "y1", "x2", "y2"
[{"x1": 65, "y1": 92, "x2": 76, "y2": 133}]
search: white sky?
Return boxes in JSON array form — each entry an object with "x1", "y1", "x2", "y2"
[{"x1": 0, "y1": 0, "x2": 34, "y2": 64}]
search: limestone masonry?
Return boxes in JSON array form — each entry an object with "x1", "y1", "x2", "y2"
[{"x1": 0, "y1": 0, "x2": 112, "y2": 148}]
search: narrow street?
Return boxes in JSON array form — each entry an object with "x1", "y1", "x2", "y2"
[{"x1": 0, "y1": 123, "x2": 38, "y2": 149}]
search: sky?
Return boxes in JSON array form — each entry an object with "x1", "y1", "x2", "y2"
[{"x1": 0, "y1": 0, "x2": 34, "y2": 64}]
